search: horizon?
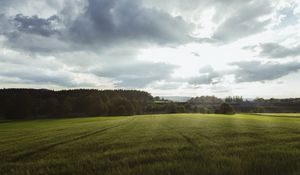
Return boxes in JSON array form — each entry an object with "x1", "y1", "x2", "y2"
[
  {"x1": 1, "y1": 87, "x2": 299, "y2": 100},
  {"x1": 1, "y1": 0, "x2": 300, "y2": 98}
]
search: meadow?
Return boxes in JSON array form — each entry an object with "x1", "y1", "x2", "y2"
[{"x1": 0, "y1": 113, "x2": 300, "y2": 175}]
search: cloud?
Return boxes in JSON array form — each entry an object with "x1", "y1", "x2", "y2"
[
  {"x1": 275, "y1": 2, "x2": 300, "y2": 28},
  {"x1": 1, "y1": 0, "x2": 280, "y2": 51},
  {"x1": 230, "y1": 61, "x2": 300, "y2": 82},
  {"x1": 188, "y1": 66, "x2": 221, "y2": 85},
  {"x1": 0, "y1": 0, "x2": 195, "y2": 53},
  {"x1": 191, "y1": 52, "x2": 200, "y2": 57},
  {"x1": 0, "y1": 0, "x2": 300, "y2": 96},
  {"x1": 212, "y1": 0, "x2": 273, "y2": 42},
  {"x1": 0, "y1": 13, "x2": 69, "y2": 53},
  {"x1": 0, "y1": 0, "x2": 189, "y2": 89},
  {"x1": 0, "y1": 64, "x2": 87, "y2": 87},
  {"x1": 0, "y1": 0, "x2": 68, "y2": 17},
  {"x1": 259, "y1": 42, "x2": 300, "y2": 58},
  {"x1": 5, "y1": 33, "x2": 70, "y2": 53},
  {"x1": 1, "y1": 0, "x2": 292, "y2": 51},
  {"x1": 13, "y1": 14, "x2": 61, "y2": 36},
  {"x1": 242, "y1": 45, "x2": 257, "y2": 51},
  {"x1": 143, "y1": 0, "x2": 276, "y2": 43},
  {"x1": 150, "y1": 81, "x2": 182, "y2": 90},
  {"x1": 92, "y1": 61, "x2": 177, "y2": 88},
  {"x1": 67, "y1": 0, "x2": 194, "y2": 48},
  {"x1": 0, "y1": 14, "x2": 14, "y2": 35},
  {"x1": 0, "y1": 51, "x2": 113, "y2": 88},
  {"x1": 2, "y1": 0, "x2": 298, "y2": 47}
]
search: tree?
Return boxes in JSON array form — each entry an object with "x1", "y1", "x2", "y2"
[
  {"x1": 154, "y1": 96, "x2": 160, "y2": 101},
  {"x1": 98, "y1": 99, "x2": 109, "y2": 115},
  {"x1": 219, "y1": 103, "x2": 235, "y2": 114},
  {"x1": 0, "y1": 89, "x2": 154, "y2": 119},
  {"x1": 177, "y1": 105, "x2": 186, "y2": 113},
  {"x1": 47, "y1": 97, "x2": 59, "y2": 116},
  {"x1": 253, "y1": 106, "x2": 265, "y2": 113},
  {"x1": 109, "y1": 97, "x2": 135, "y2": 116},
  {"x1": 5, "y1": 93, "x2": 33, "y2": 118},
  {"x1": 198, "y1": 106, "x2": 207, "y2": 113},
  {"x1": 166, "y1": 103, "x2": 177, "y2": 114}
]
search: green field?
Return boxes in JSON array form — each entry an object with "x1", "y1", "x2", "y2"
[{"x1": 1, "y1": 114, "x2": 300, "y2": 175}]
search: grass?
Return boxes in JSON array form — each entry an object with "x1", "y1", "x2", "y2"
[{"x1": 1, "y1": 113, "x2": 300, "y2": 175}]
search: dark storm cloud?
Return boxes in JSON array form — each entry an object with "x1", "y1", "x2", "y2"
[
  {"x1": 230, "y1": 61, "x2": 300, "y2": 82},
  {"x1": 0, "y1": 13, "x2": 68, "y2": 53},
  {"x1": 1, "y1": 0, "x2": 279, "y2": 50},
  {"x1": 68, "y1": 0, "x2": 193, "y2": 47},
  {"x1": 92, "y1": 61, "x2": 177, "y2": 88},
  {"x1": 1, "y1": 0, "x2": 194, "y2": 53},
  {"x1": 13, "y1": 14, "x2": 60, "y2": 37},
  {"x1": 259, "y1": 43, "x2": 300, "y2": 58}
]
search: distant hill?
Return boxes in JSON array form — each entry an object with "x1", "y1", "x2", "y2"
[
  {"x1": 162, "y1": 96, "x2": 255, "y2": 102},
  {"x1": 161, "y1": 96, "x2": 191, "y2": 102}
]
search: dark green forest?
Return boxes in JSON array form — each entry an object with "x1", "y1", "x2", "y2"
[{"x1": 1, "y1": 89, "x2": 300, "y2": 119}]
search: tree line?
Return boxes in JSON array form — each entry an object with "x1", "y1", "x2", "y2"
[
  {"x1": 0, "y1": 89, "x2": 153, "y2": 119},
  {"x1": 1, "y1": 89, "x2": 299, "y2": 119}
]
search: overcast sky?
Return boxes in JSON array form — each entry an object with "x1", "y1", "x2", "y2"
[{"x1": 1, "y1": 0, "x2": 300, "y2": 98}]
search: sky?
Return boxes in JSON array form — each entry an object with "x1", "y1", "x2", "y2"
[{"x1": 0, "y1": 0, "x2": 300, "y2": 98}]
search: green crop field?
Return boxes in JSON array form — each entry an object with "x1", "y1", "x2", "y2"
[{"x1": 1, "y1": 114, "x2": 300, "y2": 175}]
